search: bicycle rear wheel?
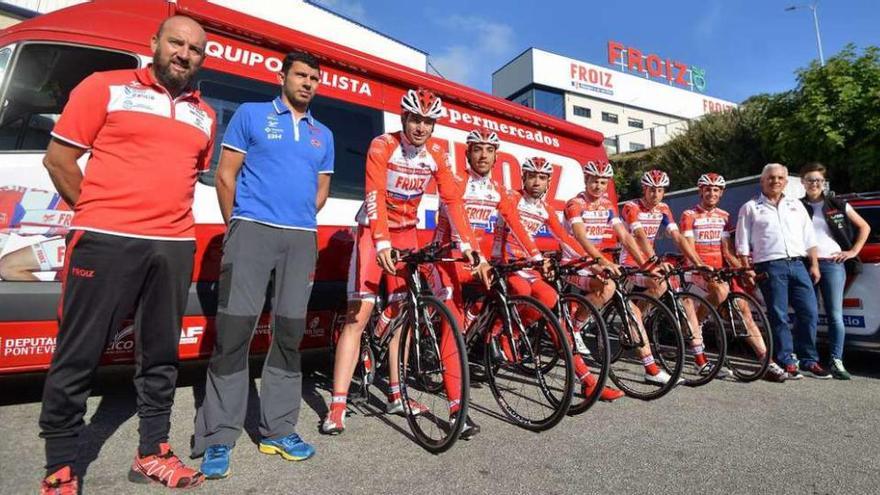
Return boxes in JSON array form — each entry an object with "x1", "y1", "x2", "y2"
[
  {"x1": 673, "y1": 292, "x2": 727, "y2": 387},
  {"x1": 559, "y1": 293, "x2": 610, "y2": 415},
  {"x1": 721, "y1": 292, "x2": 772, "y2": 382},
  {"x1": 398, "y1": 296, "x2": 469, "y2": 453},
  {"x1": 604, "y1": 292, "x2": 684, "y2": 401},
  {"x1": 485, "y1": 295, "x2": 574, "y2": 431}
]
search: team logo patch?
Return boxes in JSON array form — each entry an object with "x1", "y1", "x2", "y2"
[{"x1": 311, "y1": 138, "x2": 321, "y2": 148}]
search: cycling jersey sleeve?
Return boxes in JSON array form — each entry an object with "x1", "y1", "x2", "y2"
[
  {"x1": 546, "y1": 202, "x2": 587, "y2": 257},
  {"x1": 680, "y1": 210, "x2": 695, "y2": 238},
  {"x1": 364, "y1": 135, "x2": 394, "y2": 250},
  {"x1": 432, "y1": 150, "x2": 476, "y2": 253},
  {"x1": 722, "y1": 212, "x2": 734, "y2": 239},
  {"x1": 661, "y1": 204, "x2": 679, "y2": 233},
  {"x1": 621, "y1": 201, "x2": 642, "y2": 233},
  {"x1": 563, "y1": 198, "x2": 584, "y2": 224},
  {"x1": 498, "y1": 188, "x2": 541, "y2": 259}
]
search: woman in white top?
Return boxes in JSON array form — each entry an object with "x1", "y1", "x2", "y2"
[{"x1": 800, "y1": 162, "x2": 871, "y2": 380}]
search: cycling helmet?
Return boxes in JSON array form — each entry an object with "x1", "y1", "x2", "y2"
[
  {"x1": 401, "y1": 88, "x2": 444, "y2": 119},
  {"x1": 583, "y1": 161, "x2": 614, "y2": 178},
  {"x1": 697, "y1": 173, "x2": 726, "y2": 188},
  {"x1": 641, "y1": 169, "x2": 670, "y2": 188},
  {"x1": 465, "y1": 129, "x2": 500, "y2": 149},
  {"x1": 521, "y1": 157, "x2": 554, "y2": 177}
]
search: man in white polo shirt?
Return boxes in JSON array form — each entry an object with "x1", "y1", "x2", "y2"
[{"x1": 736, "y1": 163, "x2": 830, "y2": 380}]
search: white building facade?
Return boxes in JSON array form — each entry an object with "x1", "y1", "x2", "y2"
[{"x1": 492, "y1": 47, "x2": 737, "y2": 155}]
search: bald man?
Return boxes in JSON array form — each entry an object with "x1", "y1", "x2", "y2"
[{"x1": 39, "y1": 15, "x2": 214, "y2": 492}]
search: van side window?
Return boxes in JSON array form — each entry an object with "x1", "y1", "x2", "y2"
[
  {"x1": 0, "y1": 43, "x2": 138, "y2": 151},
  {"x1": 196, "y1": 69, "x2": 382, "y2": 200}
]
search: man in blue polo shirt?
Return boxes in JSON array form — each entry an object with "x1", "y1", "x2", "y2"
[{"x1": 192, "y1": 51, "x2": 333, "y2": 478}]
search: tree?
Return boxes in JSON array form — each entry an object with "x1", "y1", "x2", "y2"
[{"x1": 760, "y1": 44, "x2": 880, "y2": 192}]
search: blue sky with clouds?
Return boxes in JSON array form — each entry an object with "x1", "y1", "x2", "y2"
[{"x1": 314, "y1": 0, "x2": 879, "y2": 103}]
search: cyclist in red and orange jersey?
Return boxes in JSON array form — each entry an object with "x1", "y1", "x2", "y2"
[
  {"x1": 492, "y1": 157, "x2": 623, "y2": 401},
  {"x1": 429, "y1": 130, "x2": 541, "y2": 436},
  {"x1": 618, "y1": 169, "x2": 707, "y2": 384},
  {"x1": 680, "y1": 173, "x2": 782, "y2": 380},
  {"x1": 431, "y1": 130, "x2": 539, "y2": 317},
  {"x1": 564, "y1": 161, "x2": 643, "y2": 308},
  {"x1": 323, "y1": 89, "x2": 490, "y2": 435},
  {"x1": 620, "y1": 169, "x2": 707, "y2": 292}
]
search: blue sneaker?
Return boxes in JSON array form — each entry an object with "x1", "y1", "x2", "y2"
[
  {"x1": 200, "y1": 444, "x2": 231, "y2": 479},
  {"x1": 258, "y1": 433, "x2": 315, "y2": 461}
]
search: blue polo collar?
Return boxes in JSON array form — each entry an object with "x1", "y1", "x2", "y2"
[{"x1": 272, "y1": 96, "x2": 315, "y2": 125}]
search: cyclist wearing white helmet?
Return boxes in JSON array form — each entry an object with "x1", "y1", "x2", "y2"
[
  {"x1": 618, "y1": 169, "x2": 706, "y2": 385},
  {"x1": 429, "y1": 130, "x2": 541, "y2": 436},
  {"x1": 679, "y1": 173, "x2": 778, "y2": 380},
  {"x1": 490, "y1": 157, "x2": 616, "y2": 401},
  {"x1": 323, "y1": 89, "x2": 490, "y2": 435}
]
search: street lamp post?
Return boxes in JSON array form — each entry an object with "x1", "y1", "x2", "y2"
[{"x1": 786, "y1": 3, "x2": 826, "y2": 66}]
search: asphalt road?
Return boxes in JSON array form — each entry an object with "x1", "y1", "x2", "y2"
[{"x1": 1, "y1": 350, "x2": 878, "y2": 494}]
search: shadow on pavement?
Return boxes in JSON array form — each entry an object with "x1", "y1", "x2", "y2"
[{"x1": 76, "y1": 392, "x2": 137, "y2": 478}]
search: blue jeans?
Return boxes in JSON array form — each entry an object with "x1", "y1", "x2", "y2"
[
  {"x1": 816, "y1": 260, "x2": 846, "y2": 361},
  {"x1": 755, "y1": 258, "x2": 819, "y2": 367}
]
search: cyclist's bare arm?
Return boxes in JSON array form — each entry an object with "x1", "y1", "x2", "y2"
[
  {"x1": 721, "y1": 237, "x2": 742, "y2": 268},
  {"x1": 613, "y1": 222, "x2": 650, "y2": 266}
]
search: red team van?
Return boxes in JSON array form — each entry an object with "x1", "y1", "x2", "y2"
[{"x1": 0, "y1": 0, "x2": 615, "y2": 373}]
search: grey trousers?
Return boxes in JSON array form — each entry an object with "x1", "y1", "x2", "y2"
[{"x1": 192, "y1": 219, "x2": 316, "y2": 456}]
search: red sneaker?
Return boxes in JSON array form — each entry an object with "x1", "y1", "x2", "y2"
[
  {"x1": 41, "y1": 466, "x2": 79, "y2": 495},
  {"x1": 128, "y1": 443, "x2": 204, "y2": 488},
  {"x1": 583, "y1": 374, "x2": 625, "y2": 402}
]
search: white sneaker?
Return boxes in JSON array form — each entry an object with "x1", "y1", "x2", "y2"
[
  {"x1": 697, "y1": 361, "x2": 732, "y2": 379},
  {"x1": 572, "y1": 331, "x2": 592, "y2": 356},
  {"x1": 386, "y1": 398, "x2": 428, "y2": 416},
  {"x1": 645, "y1": 369, "x2": 685, "y2": 385},
  {"x1": 320, "y1": 411, "x2": 346, "y2": 435}
]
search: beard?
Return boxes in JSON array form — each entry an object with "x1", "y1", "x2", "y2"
[{"x1": 153, "y1": 50, "x2": 194, "y2": 93}]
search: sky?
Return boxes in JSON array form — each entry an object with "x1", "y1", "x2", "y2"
[{"x1": 314, "y1": 0, "x2": 879, "y2": 104}]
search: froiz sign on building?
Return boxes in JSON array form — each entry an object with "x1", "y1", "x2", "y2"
[{"x1": 607, "y1": 41, "x2": 707, "y2": 93}]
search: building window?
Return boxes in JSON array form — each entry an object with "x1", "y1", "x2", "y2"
[
  {"x1": 601, "y1": 112, "x2": 618, "y2": 124},
  {"x1": 515, "y1": 92, "x2": 533, "y2": 108},
  {"x1": 533, "y1": 88, "x2": 564, "y2": 119},
  {"x1": 603, "y1": 137, "x2": 618, "y2": 154},
  {"x1": 629, "y1": 142, "x2": 646, "y2": 151},
  {"x1": 628, "y1": 118, "x2": 644, "y2": 129},
  {"x1": 572, "y1": 105, "x2": 591, "y2": 118}
]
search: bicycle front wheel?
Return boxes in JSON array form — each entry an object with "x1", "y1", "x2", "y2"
[
  {"x1": 559, "y1": 293, "x2": 610, "y2": 415},
  {"x1": 721, "y1": 292, "x2": 772, "y2": 382},
  {"x1": 604, "y1": 292, "x2": 684, "y2": 401},
  {"x1": 485, "y1": 295, "x2": 574, "y2": 431},
  {"x1": 398, "y1": 296, "x2": 469, "y2": 453},
  {"x1": 673, "y1": 291, "x2": 727, "y2": 387}
]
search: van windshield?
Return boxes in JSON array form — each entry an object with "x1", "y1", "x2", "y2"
[{"x1": 0, "y1": 43, "x2": 138, "y2": 151}]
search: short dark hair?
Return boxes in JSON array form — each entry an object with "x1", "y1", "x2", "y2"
[
  {"x1": 799, "y1": 162, "x2": 827, "y2": 177},
  {"x1": 282, "y1": 50, "x2": 320, "y2": 75}
]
